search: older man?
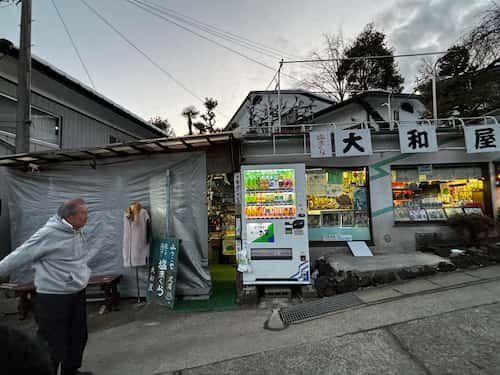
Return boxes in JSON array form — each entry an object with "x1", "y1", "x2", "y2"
[{"x1": 0, "y1": 199, "x2": 93, "y2": 375}]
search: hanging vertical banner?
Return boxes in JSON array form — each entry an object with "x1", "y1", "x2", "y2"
[
  {"x1": 234, "y1": 172, "x2": 242, "y2": 206},
  {"x1": 310, "y1": 129, "x2": 332, "y2": 158},
  {"x1": 334, "y1": 128, "x2": 373, "y2": 157},
  {"x1": 399, "y1": 124, "x2": 438, "y2": 153},
  {"x1": 147, "y1": 238, "x2": 179, "y2": 308},
  {"x1": 464, "y1": 124, "x2": 500, "y2": 153}
]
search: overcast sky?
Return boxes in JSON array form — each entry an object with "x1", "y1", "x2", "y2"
[{"x1": 0, "y1": 0, "x2": 490, "y2": 135}]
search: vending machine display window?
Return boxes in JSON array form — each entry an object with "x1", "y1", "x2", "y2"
[
  {"x1": 243, "y1": 169, "x2": 297, "y2": 219},
  {"x1": 306, "y1": 167, "x2": 371, "y2": 242}
]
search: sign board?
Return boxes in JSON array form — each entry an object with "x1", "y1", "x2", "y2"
[
  {"x1": 147, "y1": 238, "x2": 179, "y2": 308},
  {"x1": 334, "y1": 128, "x2": 373, "y2": 157},
  {"x1": 464, "y1": 124, "x2": 500, "y2": 153},
  {"x1": 347, "y1": 241, "x2": 373, "y2": 256},
  {"x1": 247, "y1": 223, "x2": 275, "y2": 243},
  {"x1": 310, "y1": 129, "x2": 332, "y2": 158},
  {"x1": 222, "y1": 238, "x2": 236, "y2": 255},
  {"x1": 418, "y1": 165, "x2": 433, "y2": 175},
  {"x1": 399, "y1": 124, "x2": 438, "y2": 153},
  {"x1": 234, "y1": 172, "x2": 242, "y2": 206},
  {"x1": 418, "y1": 164, "x2": 433, "y2": 181}
]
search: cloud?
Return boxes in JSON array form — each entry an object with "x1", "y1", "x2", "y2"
[{"x1": 375, "y1": 0, "x2": 491, "y2": 89}]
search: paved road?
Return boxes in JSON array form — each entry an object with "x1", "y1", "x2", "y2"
[
  {"x1": 169, "y1": 300, "x2": 500, "y2": 375},
  {"x1": 83, "y1": 266, "x2": 500, "y2": 375}
]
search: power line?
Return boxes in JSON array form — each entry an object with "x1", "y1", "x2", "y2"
[
  {"x1": 136, "y1": 0, "x2": 285, "y2": 61},
  {"x1": 142, "y1": 0, "x2": 303, "y2": 61},
  {"x1": 50, "y1": 0, "x2": 96, "y2": 90},
  {"x1": 78, "y1": 0, "x2": 206, "y2": 107},
  {"x1": 283, "y1": 51, "x2": 448, "y2": 64},
  {"x1": 126, "y1": 0, "x2": 302, "y2": 84}
]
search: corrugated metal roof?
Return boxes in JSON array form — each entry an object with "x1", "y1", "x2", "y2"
[{"x1": 0, "y1": 132, "x2": 234, "y2": 168}]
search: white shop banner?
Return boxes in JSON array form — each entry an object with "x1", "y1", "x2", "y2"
[
  {"x1": 234, "y1": 172, "x2": 241, "y2": 205},
  {"x1": 399, "y1": 124, "x2": 438, "y2": 153},
  {"x1": 464, "y1": 124, "x2": 500, "y2": 154},
  {"x1": 309, "y1": 129, "x2": 332, "y2": 158},
  {"x1": 334, "y1": 128, "x2": 372, "y2": 157}
]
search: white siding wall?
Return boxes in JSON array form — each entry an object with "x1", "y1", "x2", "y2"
[
  {"x1": 315, "y1": 103, "x2": 367, "y2": 125},
  {"x1": 365, "y1": 96, "x2": 426, "y2": 123},
  {"x1": 314, "y1": 97, "x2": 425, "y2": 127}
]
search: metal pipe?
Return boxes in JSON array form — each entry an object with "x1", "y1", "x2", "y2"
[
  {"x1": 246, "y1": 117, "x2": 496, "y2": 136},
  {"x1": 489, "y1": 161, "x2": 497, "y2": 219},
  {"x1": 277, "y1": 59, "x2": 283, "y2": 133},
  {"x1": 432, "y1": 59, "x2": 439, "y2": 125}
]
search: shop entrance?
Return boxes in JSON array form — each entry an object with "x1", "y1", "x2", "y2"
[{"x1": 175, "y1": 173, "x2": 237, "y2": 311}]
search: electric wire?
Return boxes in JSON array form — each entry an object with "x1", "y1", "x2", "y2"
[
  {"x1": 78, "y1": 0, "x2": 208, "y2": 109},
  {"x1": 135, "y1": 0, "x2": 285, "y2": 61},
  {"x1": 141, "y1": 0, "x2": 303, "y2": 61},
  {"x1": 125, "y1": 0, "x2": 302, "y2": 84},
  {"x1": 78, "y1": 1, "x2": 450, "y2": 122},
  {"x1": 50, "y1": 0, "x2": 96, "y2": 90},
  {"x1": 283, "y1": 51, "x2": 448, "y2": 64}
]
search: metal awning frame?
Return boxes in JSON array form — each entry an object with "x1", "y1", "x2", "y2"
[{"x1": 0, "y1": 132, "x2": 234, "y2": 168}]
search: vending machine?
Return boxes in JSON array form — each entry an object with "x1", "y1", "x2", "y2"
[{"x1": 240, "y1": 164, "x2": 310, "y2": 285}]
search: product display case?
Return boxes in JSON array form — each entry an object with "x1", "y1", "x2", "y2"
[
  {"x1": 392, "y1": 172, "x2": 485, "y2": 223},
  {"x1": 305, "y1": 168, "x2": 371, "y2": 241}
]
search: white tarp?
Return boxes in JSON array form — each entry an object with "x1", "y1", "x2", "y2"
[{"x1": 5, "y1": 152, "x2": 210, "y2": 297}]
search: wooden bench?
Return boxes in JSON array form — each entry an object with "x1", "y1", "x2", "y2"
[{"x1": 0, "y1": 275, "x2": 122, "y2": 320}]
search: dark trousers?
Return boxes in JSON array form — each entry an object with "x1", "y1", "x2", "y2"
[{"x1": 35, "y1": 290, "x2": 88, "y2": 375}]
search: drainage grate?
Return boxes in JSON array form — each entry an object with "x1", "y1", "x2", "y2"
[{"x1": 279, "y1": 293, "x2": 363, "y2": 324}]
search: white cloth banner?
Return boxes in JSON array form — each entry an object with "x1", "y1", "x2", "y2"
[
  {"x1": 334, "y1": 128, "x2": 372, "y2": 157},
  {"x1": 464, "y1": 124, "x2": 500, "y2": 154},
  {"x1": 398, "y1": 123, "x2": 438, "y2": 153},
  {"x1": 309, "y1": 129, "x2": 332, "y2": 158}
]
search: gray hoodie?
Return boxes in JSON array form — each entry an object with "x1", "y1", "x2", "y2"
[{"x1": 0, "y1": 215, "x2": 91, "y2": 294}]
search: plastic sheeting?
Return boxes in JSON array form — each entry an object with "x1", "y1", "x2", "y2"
[{"x1": 6, "y1": 152, "x2": 211, "y2": 297}]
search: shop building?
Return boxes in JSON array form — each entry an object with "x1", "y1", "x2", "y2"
[
  {"x1": 230, "y1": 90, "x2": 500, "y2": 262},
  {"x1": 239, "y1": 122, "x2": 500, "y2": 259},
  {"x1": 1, "y1": 94, "x2": 500, "y2": 297}
]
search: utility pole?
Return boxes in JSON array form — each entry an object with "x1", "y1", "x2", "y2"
[
  {"x1": 15, "y1": 0, "x2": 32, "y2": 153},
  {"x1": 431, "y1": 58, "x2": 439, "y2": 125}
]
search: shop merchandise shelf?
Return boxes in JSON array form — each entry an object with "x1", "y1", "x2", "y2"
[
  {"x1": 246, "y1": 202, "x2": 295, "y2": 206},
  {"x1": 246, "y1": 188, "x2": 295, "y2": 193},
  {"x1": 315, "y1": 208, "x2": 354, "y2": 213},
  {"x1": 245, "y1": 216, "x2": 296, "y2": 220},
  {"x1": 307, "y1": 210, "x2": 323, "y2": 215}
]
